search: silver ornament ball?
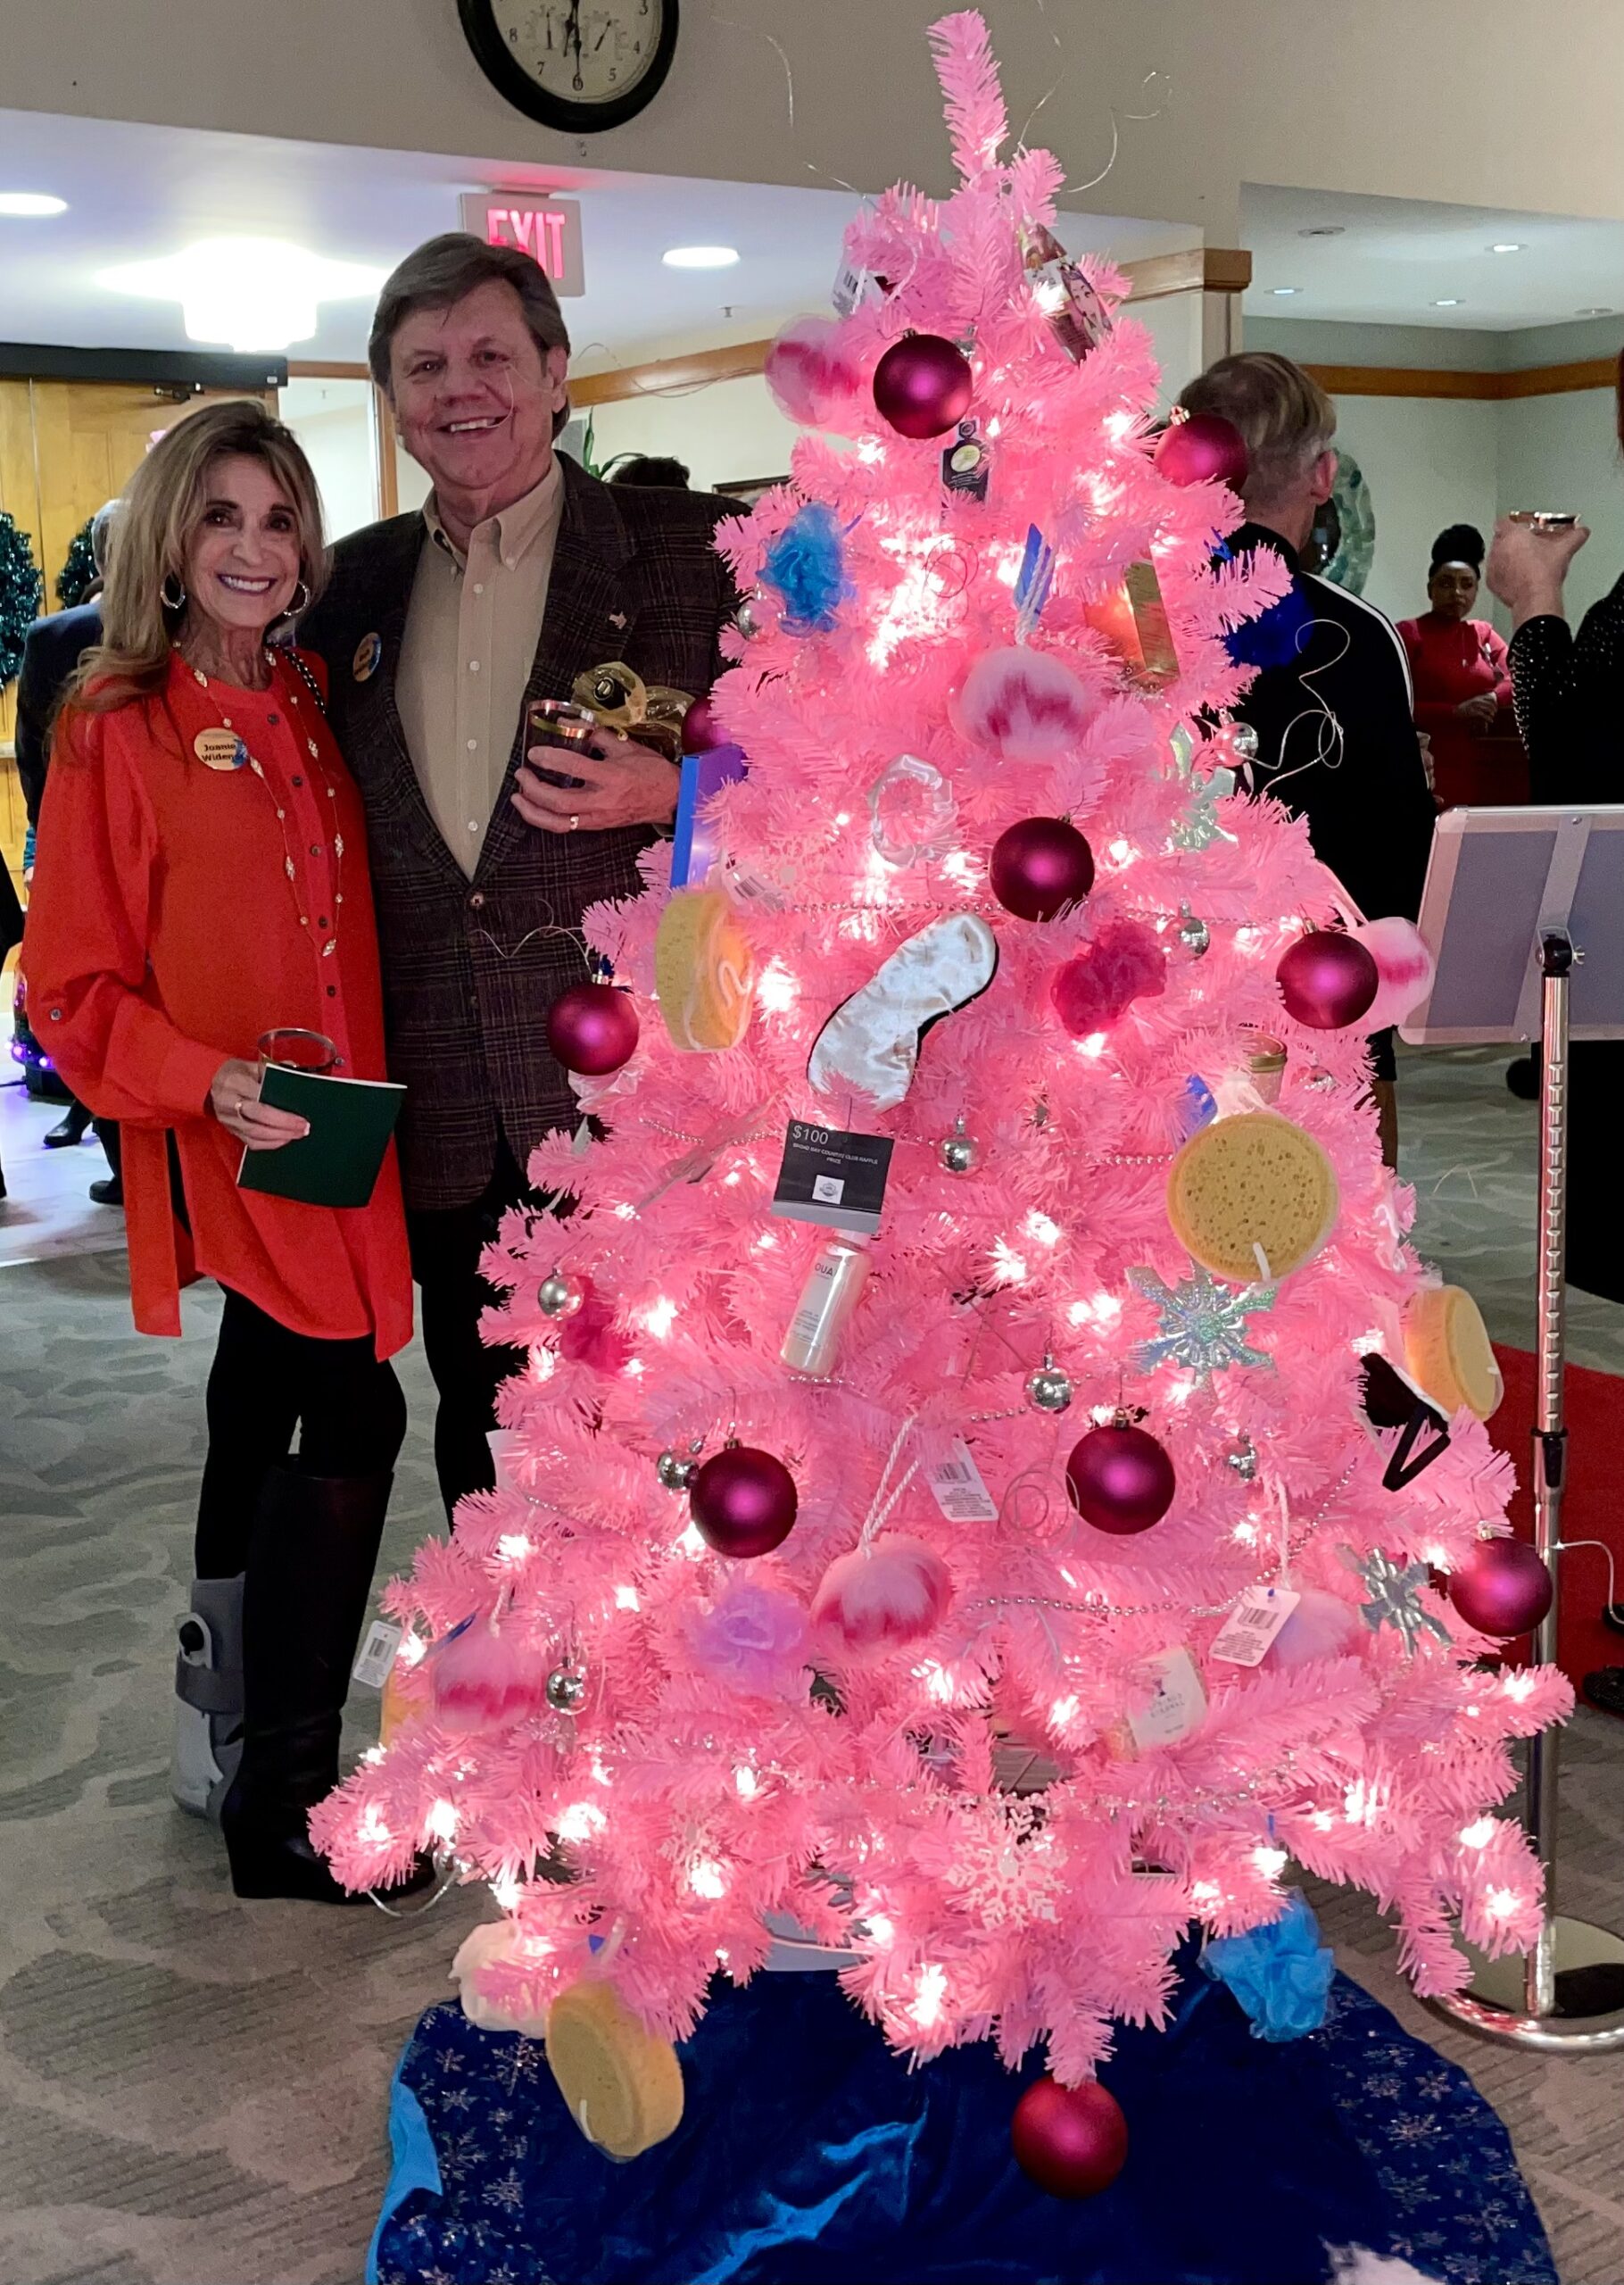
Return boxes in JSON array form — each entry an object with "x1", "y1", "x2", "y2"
[
  {"x1": 735, "y1": 587, "x2": 769, "y2": 639},
  {"x1": 1176, "y1": 907, "x2": 1211, "y2": 958},
  {"x1": 538, "y1": 1267, "x2": 585, "y2": 1320},
  {"x1": 939, "y1": 1118, "x2": 978, "y2": 1174},
  {"x1": 1025, "y1": 1359, "x2": 1074, "y2": 1414},
  {"x1": 545, "y1": 1666, "x2": 587, "y2": 1714},
  {"x1": 1225, "y1": 1435, "x2": 1259, "y2": 1483},
  {"x1": 1225, "y1": 720, "x2": 1260, "y2": 761},
  {"x1": 657, "y1": 1448, "x2": 698, "y2": 1492}
]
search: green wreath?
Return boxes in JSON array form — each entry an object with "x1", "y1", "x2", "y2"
[
  {"x1": 0, "y1": 511, "x2": 44, "y2": 691},
  {"x1": 55, "y1": 518, "x2": 98, "y2": 609}
]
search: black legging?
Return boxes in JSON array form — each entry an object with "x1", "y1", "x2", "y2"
[{"x1": 194, "y1": 1290, "x2": 407, "y2": 1579}]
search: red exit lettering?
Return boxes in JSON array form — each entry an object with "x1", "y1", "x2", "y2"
[{"x1": 489, "y1": 208, "x2": 568, "y2": 278}]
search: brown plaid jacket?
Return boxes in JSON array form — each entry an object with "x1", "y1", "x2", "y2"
[{"x1": 302, "y1": 455, "x2": 733, "y2": 1209}]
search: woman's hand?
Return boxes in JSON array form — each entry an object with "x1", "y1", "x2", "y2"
[
  {"x1": 1486, "y1": 516, "x2": 1590, "y2": 629},
  {"x1": 209, "y1": 1057, "x2": 310, "y2": 1150},
  {"x1": 1456, "y1": 692, "x2": 1500, "y2": 727},
  {"x1": 512, "y1": 730, "x2": 680, "y2": 836}
]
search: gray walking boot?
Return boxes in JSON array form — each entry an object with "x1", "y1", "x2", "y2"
[{"x1": 171, "y1": 1577, "x2": 244, "y2": 1820}]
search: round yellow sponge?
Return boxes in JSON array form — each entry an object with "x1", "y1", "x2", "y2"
[
  {"x1": 1404, "y1": 1284, "x2": 1503, "y2": 1420},
  {"x1": 1166, "y1": 1111, "x2": 1338, "y2": 1285},
  {"x1": 655, "y1": 888, "x2": 756, "y2": 1052},
  {"x1": 545, "y1": 1979, "x2": 685, "y2": 2157}
]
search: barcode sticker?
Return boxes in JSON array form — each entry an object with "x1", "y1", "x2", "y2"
[
  {"x1": 924, "y1": 1438, "x2": 998, "y2": 1524},
  {"x1": 1209, "y1": 1586, "x2": 1300, "y2": 1667},
  {"x1": 352, "y1": 1619, "x2": 403, "y2": 1690}
]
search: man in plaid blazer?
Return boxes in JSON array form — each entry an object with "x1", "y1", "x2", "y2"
[{"x1": 303, "y1": 236, "x2": 733, "y2": 1518}]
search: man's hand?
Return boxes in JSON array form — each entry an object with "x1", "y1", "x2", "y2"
[
  {"x1": 1486, "y1": 515, "x2": 1590, "y2": 631},
  {"x1": 1456, "y1": 692, "x2": 1500, "y2": 727},
  {"x1": 209, "y1": 1056, "x2": 310, "y2": 1150},
  {"x1": 512, "y1": 729, "x2": 680, "y2": 836}
]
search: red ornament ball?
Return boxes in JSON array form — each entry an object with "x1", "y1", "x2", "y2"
[
  {"x1": 1448, "y1": 1539, "x2": 1553, "y2": 1639},
  {"x1": 873, "y1": 333, "x2": 974, "y2": 439},
  {"x1": 681, "y1": 694, "x2": 726, "y2": 753},
  {"x1": 1154, "y1": 411, "x2": 1250, "y2": 490},
  {"x1": 690, "y1": 1445, "x2": 799, "y2": 1558},
  {"x1": 1276, "y1": 931, "x2": 1380, "y2": 1031},
  {"x1": 1065, "y1": 1422, "x2": 1175, "y2": 1535},
  {"x1": 990, "y1": 818, "x2": 1096, "y2": 923},
  {"x1": 545, "y1": 983, "x2": 640, "y2": 1076},
  {"x1": 1012, "y1": 2075, "x2": 1129, "y2": 2200}
]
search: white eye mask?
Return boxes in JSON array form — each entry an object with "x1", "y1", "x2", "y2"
[{"x1": 808, "y1": 913, "x2": 998, "y2": 1110}]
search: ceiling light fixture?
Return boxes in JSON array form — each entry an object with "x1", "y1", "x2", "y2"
[
  {"x1": 661, "y1": 244, "x2": 741, "y2": 270},
  {"x1": 1489, "y1": 242, "x2": 1525, "y2": 254},
  {"x1": 1578, "y1": 304, "x2": 1614, "y2": 316},
  {"x1": 98, "y1": 237, "x2": 385, "y2": 353},
  {"x1": 1297, "y1": 225, "x2": 1346, "y2": 238},
  {"x1": 0, "y1": 191, "x2": 67, "y2": 217},
  {"x1": 1432, "y1": 298, "x2": 1463, "y2": 308},
  {"x1": 1270, "y1": 286, "x2": 1302, "y2": 296}
]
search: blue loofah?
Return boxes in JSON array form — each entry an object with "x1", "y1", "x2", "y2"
[
  {"x1": 762, "y1": 503, "x2": 854, "y2": 634},
  {"x1": 1200, "y1": 1889, "x2": 1336, "y2": 2042},
  {"x1": 1225, "y1": 571, "x2": 1316, "y2": 672}
]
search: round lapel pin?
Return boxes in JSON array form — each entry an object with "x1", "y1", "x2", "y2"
[
  {"x1": 352, "y1": 631, "x2": 383, "y2": 682},
  {"x1": 195, "y1": 727, "x2": 247, "y2": 771}
]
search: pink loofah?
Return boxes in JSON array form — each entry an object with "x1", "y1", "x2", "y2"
[
  {"x1": 765, "y1": 317, "x2": 866, "y2": 432},
  {"x1": 1266, "y1": 1588, "x2": 1365, "y2": 1670},
  {"x1": 559, "y1": 1280, "x2": 634, "y2": 1375},
  {"x1": 1350, "y1": 916, "x2": 1436, "y2": 1032},
  {"x1": 428, "y1": 1616, "x2": 539, "y2": 1733},
  {"x1": 1050, "y1": 918, "x2": 1167, "y2": 1035},
  {"x1": 684, "y1": 1581, "x2": 808, "y2": 1695},
  {"x1": 811, "y1": 1535, "x2": 953, "y2": 1655},
  {"x1": 953, "y1": 644, "x2": 1099, "y2": 763}
]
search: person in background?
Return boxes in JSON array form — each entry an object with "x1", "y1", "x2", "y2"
[
  {"x1": 608, "y1": 453, "x2": 692, "y2": 488},
  {"x1": 1398, "y1": 524, "x2": 1524, "y2": 810},
  {"x1": 15, "y1": 498, "x2": 124, "y2": 1193},
  {"x1": 1177, "y1": 352, "x2": 1436, "y2": 1168},
  {"x1": 21, "y1": 403, "x2": 425, "y2": 1904},
  {"x1": 302, "y1": 235, "x2": 733, "y2": 1522}
]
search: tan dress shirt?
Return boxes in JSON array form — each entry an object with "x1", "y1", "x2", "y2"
[{"x1": 396, "y1": 458, "x2": 566, "y2": 877}]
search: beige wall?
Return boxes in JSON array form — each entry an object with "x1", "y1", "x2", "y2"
[{"x1": 8, "y1": 3, "x2": 1624, "y2": 239}]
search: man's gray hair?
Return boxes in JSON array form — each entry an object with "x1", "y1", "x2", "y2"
[
  {"x1": 1177, "y1": 353, "x2": 1336, "y2": 509},
  {"x1": 89, "y1": 498, "x2": 120, "y2": 573},
  {"x1": 368, "y1": 233, "x2": 571, "y2": 395}
]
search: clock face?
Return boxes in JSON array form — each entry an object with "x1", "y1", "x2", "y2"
[{"x1": 460, "y1": 0, "x2": 678, "y2": 132}]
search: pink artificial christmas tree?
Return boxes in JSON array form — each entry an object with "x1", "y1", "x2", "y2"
[{"x1": 316, "y1": 11, "x2": 1569, "y2": 2156}]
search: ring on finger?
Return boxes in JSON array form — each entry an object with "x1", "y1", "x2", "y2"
[{"x1": 568, "y1": 814, "x2": 579, "y2": 831}]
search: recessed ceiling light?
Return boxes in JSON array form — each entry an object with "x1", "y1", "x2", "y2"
[
  {"x1": 1489, "y1": 242, "x2": 1524, "y2": 254},
  {"x1": 1270, "y1": 286, "x2": 1302, "y2": 296},
  {"x1": 0, "y1": 191, "x2": 67, "y2": 217},
  {"x1": 1297, "y1": 225, "x2": 1346, "y2": 238},
  {"x1": 98, "y1": 237, "x2": 384, "y2": 353},
  {"x1": 1432, "y1": 298, "x2": 1463, "y2": 308},
  {"x1": 661, "y1": 245, "x2": 740, "y2": 270},
  {"x1": 1578, "y1": 305, "x2": 1615, "y2": 316}
]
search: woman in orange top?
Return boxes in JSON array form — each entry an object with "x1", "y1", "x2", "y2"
[{"x1": 23, "y1": 402, "x2": 423, "y2": 1907}]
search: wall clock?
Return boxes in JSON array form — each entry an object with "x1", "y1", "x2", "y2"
[{"x1": 459, "y1": 0, "x2": 679, "y2": 134}]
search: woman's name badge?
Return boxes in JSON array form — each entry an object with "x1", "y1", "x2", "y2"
[
  {"x1": 352, "y1": 632, "x2": 383, "y2": 682},
  {"x1": 195, "y1": 728, "x2": 246, "y2": 771}
]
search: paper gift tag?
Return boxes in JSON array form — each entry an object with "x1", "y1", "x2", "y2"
[
  {"x1": 924, "y1": 1436, "x2": 998, "y2": 1524},
  {"x1": 352, "y1": 1619, "x2": 403, "y2": 1691},
  {"x1": 1209, "y1": 1585, "x2": 1300, "y2": 1667},
  {"x1": 771, "y1": 1118, "x2": 893, "y2": 1235},
  {"x1": 1120, "y1": 1646, "x2": 1208, "y2": 1755}
]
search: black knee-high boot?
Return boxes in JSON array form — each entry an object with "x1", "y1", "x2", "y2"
[{"x1": 221, "y1": 1464, "x2": 427, "y2": 1905}]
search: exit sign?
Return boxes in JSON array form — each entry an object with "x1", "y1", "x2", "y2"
[{"x1": 459, "y1": 192, "x2": 584, "y2": 295}]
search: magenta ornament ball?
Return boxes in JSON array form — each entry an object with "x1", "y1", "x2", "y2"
[
  {"x1": 1448, "y1": 1539, "x2": 1553, "y2": 1639},
  {"x1": 682, "y1": 694, "x2": 726, "y2": 753},
  {"x1": 1154, "y1": 411, "x2": 1250, "y2": 490},
  {"x1": 690, "y1": 1445, "x2": 799, "y2": 1559},
  {"x1": 1275, "y1": 931, "x2": 1380, "y2": 1031},
  {"x1": 873, "y1": 333, "x2": 974, "y2": 439},
  {"x1": 1065, "y1": 1423, "x2": 1175, "y2": 1535},
  {"x1": 1012, "y1": 2076, "x2": 1130, "y2": 2200},
  {"x1": 990, "y1": 818, "x2": 1097, "y2": 923},
  {"x1": 545, "y1": 983, "x2": 640, "y2": 1076}
]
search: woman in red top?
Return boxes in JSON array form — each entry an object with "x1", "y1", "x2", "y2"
[
  {"x1": 23, "y1": 402, "x2": 423, "y2": 1906},
  {"x1": 1398, "y1": 523, "x2": 1527, "y2": 808}
]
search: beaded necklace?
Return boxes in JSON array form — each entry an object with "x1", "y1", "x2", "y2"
[{"x1": 184, "y1": 647, "x2": 345, "y2": 962}]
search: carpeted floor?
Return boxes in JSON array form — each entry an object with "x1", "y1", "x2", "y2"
[{"x1": 0, "y1": 1047, "x2": 1620, "y2": 2285}]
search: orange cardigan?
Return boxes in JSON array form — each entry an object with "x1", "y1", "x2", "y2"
[{"x1": 22, "y1": 649, "x2": 411, "y2": 1358}]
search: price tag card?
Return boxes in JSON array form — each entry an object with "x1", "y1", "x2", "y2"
[
  {"x1": 924, "y1": 1435, "x2": 999, "y2": 1525},
  {"x1": 352, "y1": 1619, "x2": 403, "y2": 1691},
  {"x1": 771, "y1": 1118, "x2": 893, "y2": 1234},
  {"x1": 1209, "y1": 1585, "x2": 1300, "y2": 1667}
]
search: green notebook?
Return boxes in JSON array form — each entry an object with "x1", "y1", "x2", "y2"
[{"x1": 236, "y1": 1065, "x2": 405, "y2": 1209}]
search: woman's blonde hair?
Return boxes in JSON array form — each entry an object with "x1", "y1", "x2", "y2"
[{"x1": 68, "y1": 398, "x2": 328, "y2": 716}]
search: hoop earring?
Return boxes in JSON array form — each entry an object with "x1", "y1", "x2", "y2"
[
  {"x1": 161, "y1": 572, "x2": 186, "y2": 611},
  {"x1": 288, "y1": 577, "x2": 311, "y2": 617}
]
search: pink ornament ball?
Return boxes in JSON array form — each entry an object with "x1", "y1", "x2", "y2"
[
  {"x1": 1447, "y1": 1538, "x2": 1553, "y2": 1639},
  {"x1": 546, "y1": 982, "x2": 640, "y2": 1076},
  {"x1": 1154, "y1": 411, "x2": 1250, "y2": 490},
  {"x1": 873, "y1": 332, "x2": 974, "y2": 439},
  {"x1": 990, "y1": 818, "x2": 1096, "y2": 923},
  {"x1": 811, "y1": 1535, "x2": 952, "y2": 1655},
  {"x1": 956, "y1": 644, "x2": 1098, "y2": 763},
  {"x1": 691, "y1": 1445, "x2": 799, "y2": 1558},
  {"x1": 428, "y1": 1617, "x2": 536, "y2": 1733},
  {"x1": 1012, "y1": 2075, "x2": 1129, "y2": 2200},
  {"x1": 1275, "y1": 931, "x2": 1380, "y2": 1031},
  {"x1": 681, "y1": 694, "x2": 726, "y2": 753},
  {"x1": 1267, "y1": 1587, "x2": 1364, "y2": 1669},
  {"x1": 1065, "y1": 1423, "x2": 1175, "y2": 1535}
]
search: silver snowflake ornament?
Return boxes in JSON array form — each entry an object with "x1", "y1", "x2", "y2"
[
  {"x1": 1343, "y1": 1546, "x2": 1453, "y2": 1654},
  {"x1": 1128, "y1": 1263, "x2": 1276, "y2": 1380}
]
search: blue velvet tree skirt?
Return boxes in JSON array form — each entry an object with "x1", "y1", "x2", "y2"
[{"x1": 369, "y1": 1965, "x2": 1554, "y2": 2285}]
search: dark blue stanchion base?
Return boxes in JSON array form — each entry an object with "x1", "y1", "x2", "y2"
[{"x1": 370, "y1": 1963, "x2": 1554, "y2": 2285}]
